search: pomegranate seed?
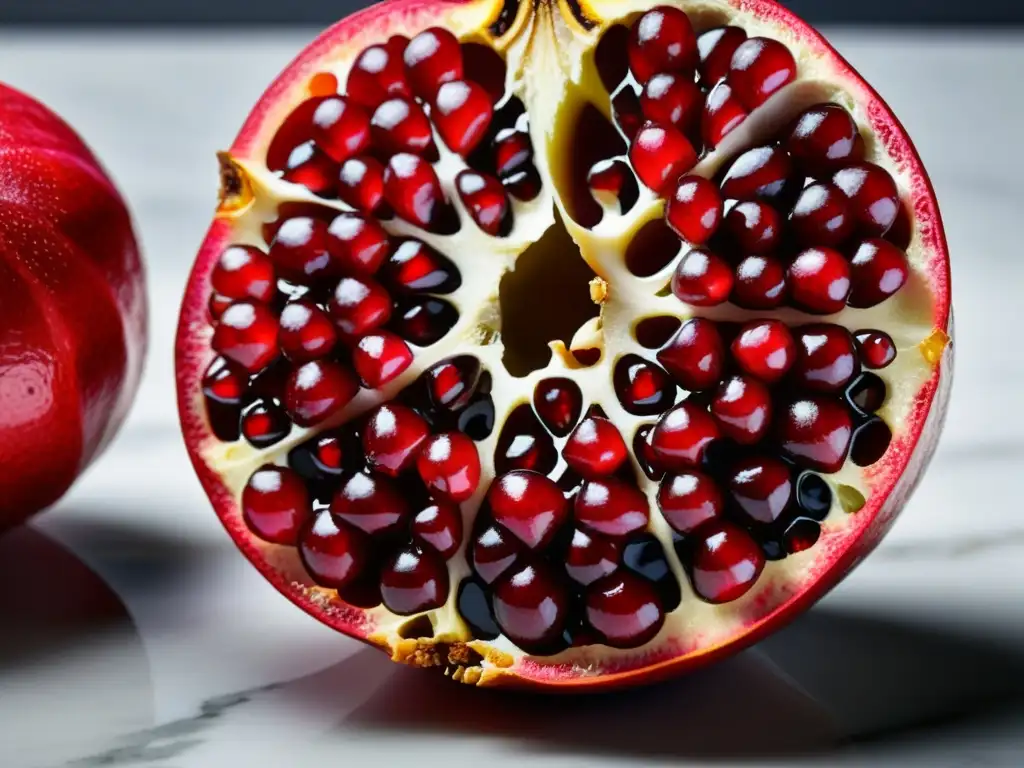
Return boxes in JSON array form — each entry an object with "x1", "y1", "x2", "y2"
[
  {"x1": 308, "y1": 96, "x2": 372, "y2": 162},
  {"x1": 291, "y1": 432, "x2": 348, "y2": 478},
  {"x1": 240, "y1": 399, "x2": 291, "y2": 448},
  {"x1": 502, "y1": 167, "x2": 543, "y2": 201},
  {"x1": 338, "y1": 156, "x2": 386, "y2": 216},
  {"x1": 383, "y1": 153, "x2": 447, "y2": 229},
  {"x1": 456, "y1": 171, "x2": 510, "y2": 235},
  {"x1": 657, "y1": 470, "x2": 722, "y2": 534},
  {"x1": 688, "y1": 520, "x2": 764, "y2": 603},
  {"x1": 327, "y1": 275, "x2": 392, "y2": 338},
  {"x1": 796, "y1": 471, "x2": 832, "y2": 520},
  {"x1": 370, "y1": 98, "x2": 436, "y2": 157},
  {"x1": 697, "y1": 26, "x2": 746, "y2": 85},
  {"x1": 721, "y1": 145, "x2": 794, "y2": 203},
  {"x1": 269, "y1": 216, "x2": 336, "y2": 283},
  {"x1": 345, "y1": 43, "x2": 411, "y2": 109},
  {"x1": 846, "y1": 372, "x2": 887, "y2": 415},
  {"x1": 777, "y1": 396, "x2": 854, "y2": 473},
  {"x1": 417, "y1": 432, "x2": 481, "y2": 503},
  {"x1": 657, "y1": 317, "x2": 725, "y2": 392},
  {"x1": 671, "y1": 247, "x2": 733, "y2": 306},
  {"x1": 242, "y1": 466, "x2": 311, "y2": 545},
  {"x1": 412, "y1": 502, "x2": 463, "y2": 559},
  {"x1": 426, "y1": 356, "x2": 480, "y2": 411},
  {"x1": 284, "y1": 360, "x2": 358, "y2": 426},
  {"x1": 208, "y1": 293, "x2": 233, "y2": 321},
  {"x1": 784, "y1": 518, "x2": 821, "y2": 553},
  {"x1": 277, "y1": 301, "x2": 337, "y2": 362},
  {"x1": 533, "y1": 377, "x2": 583, "y2": 436},
  {"x1": 732, "y1": 254, "x2": 787, "y2": 309},
  {"x1": 587, "y1": 159, "x2": 638, "y2": 213},
  {"x1": 473, "y1": 523, "x2": 523, "y2": 584},
  {"x1": 299, "y1": 511, "x2": 370, "y2": 589},
  {"x1": 267, "y1": 98, "x2": 322, "y2": 171},
  {"x1": 629, "y1": 121, "x2": 698, "y2": 194},
  {"x1": 731, "y1": 319, "x2": 796, "y2": 384},
  {"x1": 404, "y1": 27, "x2": 463, "y2": 100},
  {"x1": 614, "y1": 355, "x2": 676, "y2": 416},
  {"x1": 488, "y1": 470, "x2": 569, "y2": 549},
  {"x1": 381, "y1": 239, "x2": 461, "y2": 295},
  {"x1": 433, "y1": 80, "x2": 494, "y2": 156},
  {"x1": 787, "y1": 247, "x2": 852, "y2": 314},
  {"x1": 665, "y1": 175, "x2": 723, "y2": 244},
  {"x1": 281, "y1": 141, "x2": 338, "y2": 195},
  {"x1": 728, "y1": 37, "x2": 797, "y2": 109},
  {"x1": 634, "y1": 424, "x2": 664, "y2": 481},
  {"x1": 392, "y1": 297, "x2": 458, "y2": 346},
  {"x1": 380, "y1": 546, "x2": 449, "y2": 615},
  {"x1": 576, "y1": 478, "x2": 650, "y2": 538},
  {"x1": 723, "y1": 200, "x2": 782, "y2": 255},
  {"x1": 650, "y1": 401, "x2": 720, "y2": 470},
  {"x1": 640, "y1": 73, "x2": 702, "y2": 132},
  {"x1": 628, "y1": 6, "x2": 698, "y2": 84},
  {"x1": 586, "y1": 571, "x2": 664, "y2": 649},
  {"x1": 493, "y1": 561, "x2": 570, "y2": 651},
  {"x1": 495, "y1": 406, "x2": 557, "y2": 475},
  {"x1": 563, "y1": 416, "x2": 628, "y2": 479},
  {"x1": 352, "y1": 331, "x2": 413, "y2": 388},
  {"x1": 702, "y1": 80, "x2": 748, "y2": 147},
  {"x1": 851, "y1": 417, "x2": 892, "y2": 467},
  {"x1": 212, "y1": 301, "x2": 280, "y2": 373},
  {"x1": 785, "y1": 104, "x2": 864, "y2": 177},
  {"x1": 848, "y1": 239, "x2": 910, "y2": 308},
  {"x1": 212, "y1": 246, "x2": 276, "y2": 303},
  {"x1": 832, "y1": 162, "x2": 900, "y2": 237},
  {"x1": 855, "y1": 329, "x2": 897, "y2": 369},
  {"x1": 565, "y1": 529, "x2": 620, "y2": 586},
  {"x1": 363, "y1": 403, "x2": 430, "y2": 477},
  {"x1": 789, "y1": 182, "x2": 854, "y2": 248},
  {"x1": 332, "y1": 470, "x2": 411, "y2": 536},
  {"x1": 494, "y1": 128, "x2": 533, "y2": 177},
  {"x1": 203, "y1": 357, "x2": 246, "y2": 405},
  {"x1": 612, "y1": 85, "x2": 645, "y2": 141},
  {"x1": 711, "y1": 374, "x2": 772, "y2": 444},
  {"x1": 793, "y1": 325, "x2": 860, "y2": 392},
  {"x1": 729, "y1": 456, "x2": 792, "y2": 524}
]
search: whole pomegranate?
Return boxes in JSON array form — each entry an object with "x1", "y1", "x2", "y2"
[
  {"x1": 0, "y1": 84, "x2": 146, "y2": 529},
  {"x1": 177, "y1": 0, "x2": 952, "y2": 689}
]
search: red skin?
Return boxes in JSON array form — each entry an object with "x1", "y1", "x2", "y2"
[
  {"x1": 176, "y1": 0, "x2": 952, "y2": 690},
  {"x1": 0, "y1": 84, "x2": 146, "y2": 529}
]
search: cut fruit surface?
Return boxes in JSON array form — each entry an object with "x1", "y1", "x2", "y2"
[{"x1": 177, "y1": 0, "x2": 952, "y2": 691}]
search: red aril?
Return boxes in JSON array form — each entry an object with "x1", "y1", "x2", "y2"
[
  {"x1": 657, "y1": 471, "x2": 722, "y2": 534},
  {"x1": 688, "y1": 520, "x2": 765, "y2": 603},
  {"x1": 575, "y1": 478, "x2": 650, "y2": 538},
  {"x1": 383, "y1": 152, "x2": 447, "y2": 229},
  {"x1": 832, "y1": 162, "x2": 901, "y2": 237},
  {"x1": 326, "y1": 212, "x2": 390, "y2": 277},
  {"x1": 380, "y1": 546, "x2": 449, "y2": 614},
  {"x1": 656, "y1": 317, "x2": 725, "y2": 392},
  {"x1": 665, "y1": 175, "x2": 722, "y2": 244},
  {"x1": 212, "y1": 302, "x2": 281, "y2": 373},
  {"x1": 640, "y1": 74, "x2": 703, "y2": 132},
  {"x1": 299, "y1": 511, "x2": 371, "y2": 589},
  {"x1": 565, "y1": 529, "x2": 620, "y2": 586},
  {"x1": 412, "y1": 502, "x2": 463, "y2": 559},
  {"x1": 278, "y1": 301, "x2": 338, "y2": 362},
  {"x1": 785, "y1": 104, "x2": 865, "y2": 177},
  {"x1": 630, "y1": 122, "x2": 697, "y2": 194},
  {"x1": 788, "y1": 247, "x2": 852, "y2": 314},
  {"x1": 433, "y1": 80, "x2": 493, "y2": 156},
  {"x1": 710, "y1": 374, "x2": 773, "y2": 444},
  {"x1": 338, "y1": 156, "x2": 387, "y2": 215},
  {"x1": 732, "y1": 254, "x2": 787, "y2": 309},
  {"x1": 563, "y1": 416, "x2": 628, "y2": 479},
  {"x1": 697, "y1": 26, "x2": 746, "y2": 86},
  {"x1": 731, "y1": 319, "x2": 797, "y2": 384},
  {"x1": 284, "y1": 360, "x2": 359, "y2": 426},
  {"x1": 242, "y1": 466, "x2": 311, "y2": 545},
  {"x1": 848, "y1": 239, "x2": 910, "y2": 308},
  {"x1": 417, "y1": 431, "x2": 481, "y2": 503},
  {"x1": 370, "y1": 98, "x2": 436, "y2": 157},
  {"x1": 671, "y1": 247, "x2": 733, "y2": 306},
  {"x1": 363, "y1": 403, "x2": 430, "y2": 476},
  {"x1": 586, "y1": 572, "x2": 664, "y2": 648},
  {"x1": 628, "y1": 6, "x2": 698, "y2": 84},
  {"x1": 211, "y1": 246, "x2": 276, "y2": 303},
  {"x1": 455, "y1": 171, "x2": 510, "y2": 236},
  {"x1": 404, "y1": 27, "x2": 463, "y2": 100},
  {"x1": 327, "y1": 275, "x2": 392, "y2": 338},
  {"x1": 702, "y1": 80, "x2": 748, "y2": 147},
  {"x1": 728, "y1": 37, "x2": 797, "y2": 109}
]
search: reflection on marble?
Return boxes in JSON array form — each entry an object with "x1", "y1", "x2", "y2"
[{"x1": 0, "y1": 28, "x2": 1023, "y2": 768}]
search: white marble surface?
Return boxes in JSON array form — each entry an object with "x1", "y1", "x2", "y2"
[{"x1": 1, "y1": 28, "x2": 1023, "y2": 768}]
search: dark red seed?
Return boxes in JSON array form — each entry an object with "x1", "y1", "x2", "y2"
[
  {"x1": 332, "y1": 470, "x2": 411, "y2": 537},
  {"x1": 650, "y1": 401, "x2": 720, "y2": 471},
  {"x1": 417, "y1": 432, "x2": 481, "y2": 503},
  {"x1": 785, "y1": 104, "x2": 864, "y2": 177},
  {"x1": 426, "y1": 356, "x2": 481, "y2": 411},
  {"x1": 370, "y1": 98, "x2": 436, "y2": 157},
  {"x1": 284, "y1": 360, "x2": 359, "y2": 426},
  {"x1": 588, "y1": 159, "x2": 638, "y2": 212},
  {"x1": 665, "y1": 175, "x2": 723, "y2": 244},
  {"x1": 212, "y1": 301, "x2": 280, "y2": 373},
  {"x1": 203, "y1": 357, "x2": 246, "y2": 406},
  {"x1": 640, "y1": 73, "x2": 703, "y2": 132},
  {"x1": 702, "y1": 80, "x2": 748, "y2": 147},
  {"x1": 565, "y1": 528, "x2": 620, "y2": 586},
  {"x1": 731, "y1": 319, "x2": 796, "y2": 383},
  {"x1": 855, "y1": 329, "x2": 897, "y2": 369},
  {"x1": 723, "y1": 200, "x2": 782, "y2": 255},
  {"x1": 657, "y1": 471, "x2": 722, "y2": 534},
  {"x1": 412, "y1": 502, "x2": 463, "y2": 559},
  {"x1": 346, "y1": 43, "x2": 411, "y2": 109},
  {"x1": 612, "y1": 85, "x2": 645, "y2": 141},
  {"x1": 721, "y1": 145, "x2": 794, "y2": 203},
  {"x1": 487, "y1": 470, "x2": 569, "y2": 549},
  {"x1": 338, "y1": 156, "x2": 386, "y2": 216},
  {"x1": 657, "y1": 317, "x2": 725, "y2": 392},
  {"x1": 792, "y1": 324, "x2": 860, "y2": 392},
  {"x1": 352, "y1": 331, "x2": 414, "y2": 388},
  {"x1": 563, "y1": 416, "x2": 628, "y2": 479},
  {"x1": 380, "y1": 546, "x2": 449, "y2": 615},
  {"x1": 208, "y1": 293, "x2": 233, "y2": 321},
  {"x1": 614, "y1": 355, "x2": 676, "y2": 416},
  {"x1": 310, "y1": 433, "x2": 347, "y2": 475},
  {"x1": 575, "y1": 478, "x2": 649, "y2": 538},
  {"x1": 848, "y1": 239, "x2": 910, "y2": 308},
  {"x1": 433, "y1": 80, "x2": 494, "y2": 156},
  {"x1": 630, "y1": 121, "x2": 698, "y2": 195},
  {"x1": 277, "y1": 301, "x2": 337, "y2": 362},
  {"x1": 789, "y1": 182, "x2": 854, "y2": 248},
  {"x1": 383, "y1": 153, "x2": 447, "y2": 229},
  {"x1": 381, "y1": 239, "x2": 460, "y2": 294},
  {"x1": 784, "y1": 518, "x2": 821, "y2": 554},
  {"x1": 728, "y1": 37, "x2": 797, "y2": 109},
  {"x1": 269, "y1": 216, "x2": 336, "y2": 283},
  {"x1": 391, "y1": 297, "x2": 458, "y2": 346},
  {"x1": 634, "y1": 424, "x2": 664, "y2": 481},
  {"x1": 242, "y1": 465, "x2": 311, "y2": 545},
  {"x1": 846, "y1": 372, "x2": 887, "y2": 415},
  {"x1": 267, "y1": 98, "x2": 323, "y2": 172},
  {"x1": 299, "y1": 511, "x2": 369, "y2": 589},
  {"x1": 832, "y1": 162, "x2": 900, "y2": 237},
  {"x1": 688, "y1": 520, "x2": 764, "y2": 603},
  {"x1": 697, "y1": 26, "x2": 747, "y2": 86},
  {"x1": 502, "y1": 167, "x2": 543, "y2": 201},
  {"x1": 472, "y1": 523, "x2": 523, "y2": 584},
  {"x1": 363, "y1": 403, "x2": 430, "y2": 477},
  {"x1": 533, "y1": 377, "x2": 583, "y2": 436},
  {"x1": 850, "y1": 417, "x2": 892, "y2": 467},
  {"x1": 732, "y1": 255, "x2": 787, "y2": 310},
  {"x1": 494, "y1": 128, "x2": 533, "y2": 177},
  {"x1": 309, "y1": 96, "x2": 373, "y2": 162},
  {"x1": 628, "y1": 6, "x2": 698, "y2": 84},
  {"x1": 495, "y1": 406, "x2": 558, "y2": 475},
  {"x1": 710, "y1": 374, "x2": 772, "y2": 445},
  {"x1": 671, "y1": 247, "x2": 733, "y2": 307},
  {"x1": 404, "y1": 27, "x2": 463, "y2": 100},
  {"x1": 778, "y1": 396, "x2": 854, "y2": 473},
  {"x1": 492, "y1": 561, "x2": 570, "y2": 652},
  {"x1": 240, "y1": 399, "x2": 291, "y2": 448},
  {"x1": 787, "y1": 247, "x2": 852, "y2": 314},
  {"x1": 281, "y1": 141, "x2": 339, "y2": 196},
  {"x1": 212, "y1": 246, "x2": 276, "y2": 303},
  {"x1": 456, "y1": 170, "x2": 510, "y2": 235},
  {"x1": 327, "y1": 275, "x2": 392, "y2": 338},
  {"x1": 586, "y1": 571, "x2": 665, "y2": 649},
  {"x1": 729, "y1": 455, "x2": 792, "y2": 524}
]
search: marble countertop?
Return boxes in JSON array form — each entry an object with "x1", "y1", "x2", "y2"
[{"x1": 1, "y1": 28, "x2": 1023, "y2": 768}]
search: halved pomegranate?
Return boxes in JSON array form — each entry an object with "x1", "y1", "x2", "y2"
[{"x1": 177, "y1": 0, "x2": 952, "y2": 690}]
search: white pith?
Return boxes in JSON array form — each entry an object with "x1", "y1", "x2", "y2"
[{"x1": 188, "y1": 0, "x2": 945, "y2": 680}]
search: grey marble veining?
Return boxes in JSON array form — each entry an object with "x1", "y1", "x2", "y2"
[{"x1": 0, "y1": 28, "x2": 1023, "y2": 768}]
